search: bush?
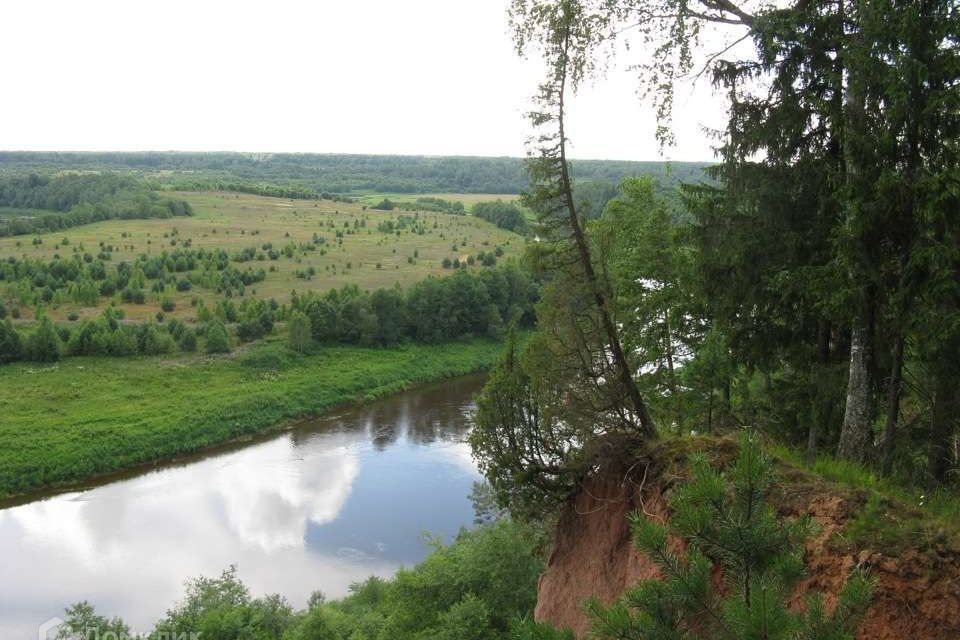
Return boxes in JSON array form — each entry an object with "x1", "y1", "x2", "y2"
[
  {"x1": 205, "y1": 320, "x2": 231, "y2": 354},
  {"x1": 26, "y1": 314, "x2": 63, "y2": 362},
  {"x1": 287, "y1": 311, "x2": 312, "y2": 353},
  {"x1": 178, "y1": 329, "x2": 198, "y2": 352},
  {"x1": 55, "y1": 518, "x2": 545, "y2": 640},
  {"x1": 0, "y1": 318, "x2": 23, "y2": 363},
  {"x1": 121, "y1": 286, "x2": 146, "y2": 304},
  {"x1": 140, "y1": 324, "x2": 176, "y2": 355},
  {"x1": 160, "y1": 298, "x2": 176, "y2": 312}
]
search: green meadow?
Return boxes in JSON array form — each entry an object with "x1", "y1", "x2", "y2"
[
  {"x1": 0, "y1": 336, "x2": 504, "y2": 500},
  {"x1": 0, "y1": 190, "x2": 524, "y2": 322}
]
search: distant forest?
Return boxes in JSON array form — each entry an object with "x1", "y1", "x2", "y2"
[{"x1": 0, "y1": 151, "x2": 711, "y2": 195}]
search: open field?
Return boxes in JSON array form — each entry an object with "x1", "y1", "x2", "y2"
[
  {"x1": 0, "y1": 336, "x2": 504, "y2": 500},
  {"x1": 0, "y1": 191, "x2": 524, "y2": 322}
]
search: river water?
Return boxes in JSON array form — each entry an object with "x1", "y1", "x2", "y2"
[{"x1": 0, "y1": 374, "x2": 486, "y2": 638}]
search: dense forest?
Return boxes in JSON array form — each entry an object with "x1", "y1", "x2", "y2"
[
  {"x1": 0, "y1": 173, "x2": 192, "y2": 236},
  {"x1": 0, "y1": 151, "x2": 709, "y2": 195}
]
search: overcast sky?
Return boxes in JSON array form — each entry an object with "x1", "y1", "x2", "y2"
[{"x1": 0, "y1": 0, "x2": 735, "y2": 162}]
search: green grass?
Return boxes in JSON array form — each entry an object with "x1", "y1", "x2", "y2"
[
  {"x1": 0, "y1": 190, "x2": 524, "y2": 323},
  {"x1": 0, "y1": 336, "x2": 504, "y2": 499},
  {"x1": 767, "y1": 442, "x2": 960, "y2": 551}
]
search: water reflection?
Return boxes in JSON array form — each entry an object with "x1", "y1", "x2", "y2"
[{"x1": 0, "y1": 374, "x2": 485, "y2": 638}]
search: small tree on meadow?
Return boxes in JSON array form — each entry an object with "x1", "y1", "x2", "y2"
[
  {"x1": 178, "y1": 329, "x2": 198, "y2": 353},
  {"x1": 287, "y1": 310, "x2": 312, "y2": 353},
  {"x1": 27, "y1": 313, "x2": 63, "y2": 362},
  {"x1": 205, "y1": 320, "x2": 231, "y2": 354}
]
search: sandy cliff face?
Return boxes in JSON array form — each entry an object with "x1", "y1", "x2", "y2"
[{"x1": 534, "y1": 443, "x2": 960, "y2": 639}]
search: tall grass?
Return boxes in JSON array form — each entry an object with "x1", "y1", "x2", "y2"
[{"x1": 768, "y1": 442, "x2": 960, "y2": 549}]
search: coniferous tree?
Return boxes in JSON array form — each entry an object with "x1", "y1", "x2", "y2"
[
  {"x1": 588, "y1": 433, "x2": 873, "y2": 640},
  {"x1": 0, "y1": 318, "x2": 23, "y2": 364},
  {"x1": 514, "y1": 0, "x2": 657, "y2": 440},
  {"x1": 27, "y1": 313, "x2": 63, "y2": 362}
]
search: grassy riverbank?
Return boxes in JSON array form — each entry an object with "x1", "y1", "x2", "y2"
[{"x1": 0, "y1": 337, "x2": 503, "y2": 499}]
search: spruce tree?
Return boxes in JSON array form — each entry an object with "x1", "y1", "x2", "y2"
[{"x1": 588, "y1": 433, "x2": 873, "y2": 640}]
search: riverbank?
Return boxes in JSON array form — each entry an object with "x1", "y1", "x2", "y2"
[{"x1": 0, "y1": 337, "x2": 504, "y2": 499}]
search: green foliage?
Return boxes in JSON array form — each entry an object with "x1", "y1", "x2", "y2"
[
  {"x1": 57, "y1": 518, "x2": 544, "y2": 640},
  {"x1": 151, "y1": 566, "x2": 294, "y2": 640},
  {"x1": 471, "y1": 331, "x2": 580, "y2": 519},
  {"x1": 0, "y1": 172, "x2": 192, "y2": 237},
  {"x1": 286, "y1": 310, "x2": 312, "y2": 353},
  {"x1": 55, "y1": 602, "x2": 130, "y2": 640},
  {"x1": 178, "y1": 328, "x2": 198, "y2": 352},
  {"x1": 26, "y1": 313, "x2": 62, "y2": 362},
  {"x1": 588, "y1": 433, "x2": 873, "y2": 640},
  {"x1": 205, "y1": 319, "x2": 232, "y2": 354},
  {"x1": 293, "y1": 263, "x2": 537, "y2": 347},
  {"x1": 371, "y1": 198, "x2": 396, "y2": 211},
  {"x1": 473, "y1": 200, "x2": 528, "y2": 233},
  {"x1": 0, "y1": 318, "x2": 22, "y2": 363},
  {"x1": 0, "y1": 151, "x2": 708, "y2": 196},
  {"x1": 594, "y1": 176, "x2": 702, "y2": 430},
  {"x1": 64, "y1": 308, "x2": 192, "y2": 358},
  {"x1": 508, "y1": 619, "x2": 576, "y2": 640}
]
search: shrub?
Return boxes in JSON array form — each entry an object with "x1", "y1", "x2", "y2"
[
  {"x1": 140, "y1": 324, "x2": 176, "y2": 355},
  {"x1": 121, "y1": 286, "x2": 146, "y2": 304},
  {"x1": 26, "y1": 314, "x2": 63, "y2": 362},
  {"x1": 205, "y1": 320, "x2": 231, "y2": 354},
  {"x1": 287, "y1": 311, "x2": 312, "y2": 353},
  {"x1": 178, "y1": 329, "x2": 198, "y2": 352},
  {"x1": 0, "y1": 318, "x2": 23, "y2": 363},
  {"x1": 161, "y1": 298, "x2": 176, "y2": 312}
]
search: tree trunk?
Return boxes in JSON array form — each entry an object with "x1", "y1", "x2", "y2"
[
  {"x1": 880, "y1": 333, "x2": 904, "y2": 474},
  {"x1": 838, "y1": 322, "x2": 874, "y2": 462},
  {"x1": 663, "y1": 310, "x2": 681, "y2": 428},
  {"x1": 553, "y1": 23, "x2": 657, "y2": 441},
  {"x1": 837, "y1": 0, "x2": 875, "y2": 463}
]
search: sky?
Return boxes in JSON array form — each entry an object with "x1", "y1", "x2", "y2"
[{"x1": 0, "y1": 0, "x2": 738, "y2": 162}]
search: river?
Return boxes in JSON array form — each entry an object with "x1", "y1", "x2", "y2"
[{"x1": 0, "y1": 374, "x2": 486, "y2": 638}]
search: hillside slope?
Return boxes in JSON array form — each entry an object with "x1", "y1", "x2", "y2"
[{"x1": 534, "y1": 438, "x2": 960, "y2": 639}]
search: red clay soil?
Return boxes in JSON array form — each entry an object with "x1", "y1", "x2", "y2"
[{"x1": 533, "y1": 445, "x2": 960, "y2": 639}]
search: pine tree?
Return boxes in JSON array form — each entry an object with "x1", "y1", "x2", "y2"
[{"x1": 588, "y1": 433, "x2": 873, "y2": 640}]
